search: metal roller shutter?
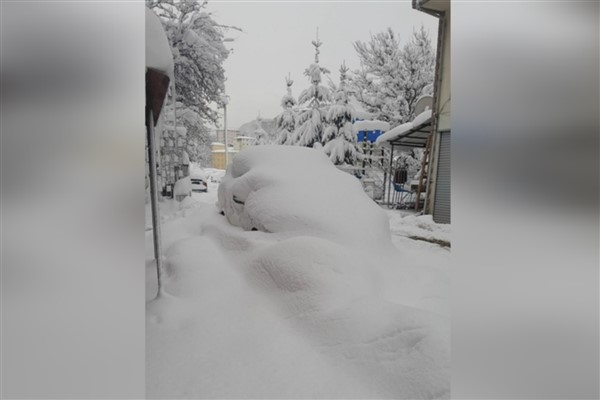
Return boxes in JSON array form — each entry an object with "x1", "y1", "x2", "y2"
[{"x1": 433, "y1": 131, "x2": 450, "y2": 224}]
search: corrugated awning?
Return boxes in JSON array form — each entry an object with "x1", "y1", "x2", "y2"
[
  {"x1": 387, "y1": 119, "x2": 432, "y2": 148},
  {"x1": 376, "y1": 110, "x2": 432, "y2": 148}
]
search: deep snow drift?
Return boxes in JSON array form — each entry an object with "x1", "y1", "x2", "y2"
[{"x1": 147, "y1": 151, "x2": 450, "y2": 399}]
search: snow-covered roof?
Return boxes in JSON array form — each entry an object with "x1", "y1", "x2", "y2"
[
  {"x1": 145, "y1": 8, "x2": 174, "y2": 79},
  {"x1": 375, "y1": 109, "x2": 432, "y2": 145},
  {"x1": 190, "y1": 170, "x2": 208, "y2": 180},
  {"x1": 377, "y1": 122, "x2": 413, "y2": 143},
  {"x1": 352, "y1": 120, "x2": 391, "y2": 133}
]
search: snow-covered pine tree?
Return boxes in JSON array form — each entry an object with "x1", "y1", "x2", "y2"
[
  {"x1": 253, "y1": 116, "x2": 269, "y2": 145},
  {"x1": 275, "y1": 74, "x2": 297, "y2": 145},
  {"x1": 323, "y1": 62, "x2": 361, "y2": 165},
  {"x1": 291, "y1": 32, "x2": 331, "y2": 148}
]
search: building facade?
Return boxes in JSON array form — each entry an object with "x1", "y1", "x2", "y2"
[{"x1": 414, "y1": 0, "x2": 451, "y2": 224}]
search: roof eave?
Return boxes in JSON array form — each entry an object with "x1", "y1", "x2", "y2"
[{"x1": 412, "y1": 0, "x2": 448, "y2": 18}]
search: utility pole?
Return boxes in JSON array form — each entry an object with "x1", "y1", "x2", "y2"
[{"x1": 224, "y1": 100, "x2": 229, "y2": 166}]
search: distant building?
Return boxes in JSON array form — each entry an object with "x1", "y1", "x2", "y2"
[
  {"x1": 234, "y1": 136, "x2": 257, "y2": 151},
  {"x1": 211, "y1": 142, "x2": 238, "y2": 170},
  {"x1": 215, "y1": 129, "x2": 240, "y2": 145}
]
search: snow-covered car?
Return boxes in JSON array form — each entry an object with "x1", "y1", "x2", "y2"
[
  {"x1": 218, "y1": 145, "x2": 391, "y2": 248},
  {"x1": 190, "y1": 176, "x2": 208, "y2": 193}
]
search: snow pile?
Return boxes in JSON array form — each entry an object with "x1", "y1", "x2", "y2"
[
  {"x1": 147, "y1": 149, "x2": 450, "y2": 398},
  {"x1": 376, "y1": 109, "x2": 432, "y2": 144},
  {"x1": 388, "y1": 211, "x2": 451, "y2": 244},
  {"x1": 173, "y1": 176, "x2": 191, "y2": 196},
  {"x1": 145, "y1": 8, "x2": 174, "y2": 79},
  {"x1": 218, "y1": 145, "x2": 391, "y2": 248},
  {"x1": 248, "y1": 236, "x2": 377, "y2": 315},
  {"x1": 181, "y1": 151, "x2": 190, "y2": 166}
]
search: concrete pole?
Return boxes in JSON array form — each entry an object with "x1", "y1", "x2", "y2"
[
  {"x1": 171, "y1": 80, "x2": 177, "y2": 197},
  {"x1": 223, "y1": 102, "x2": 229, "y2": 166}
]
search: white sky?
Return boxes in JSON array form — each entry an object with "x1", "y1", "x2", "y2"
[{"x1": 207, "y1": 1, "x2": 438, "y2": 129}]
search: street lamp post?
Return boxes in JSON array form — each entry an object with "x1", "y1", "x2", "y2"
[{"x1": 221, "y1": 94, "x2": 230, "y2": 166}]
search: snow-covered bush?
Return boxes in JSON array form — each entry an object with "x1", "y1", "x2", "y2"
[{"x1": 218, "y1": 145, "x2": 391, "y2": 248}]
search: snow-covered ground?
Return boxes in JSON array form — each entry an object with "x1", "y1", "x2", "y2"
[{"x1": 146, "y1": 149, "x2": 450, "y2": 399}]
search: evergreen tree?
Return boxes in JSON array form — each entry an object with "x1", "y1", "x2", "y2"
[
  {"x1": 253, "y1": 116, "x2": 269, "y2": 145},
  {"x1": 291, "y1": 32, "x2": 331, "y2": 147},
  {"x1": 323, "y1": 62, "x2": 361, "y2": 165},
  {"x1": 275, "y1": 74, "x2": 297, "y2": 145}
]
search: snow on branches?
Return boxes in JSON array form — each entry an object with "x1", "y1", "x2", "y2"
[{"x1": 146, "y1": 0, "x2": 237, "y2": 125}]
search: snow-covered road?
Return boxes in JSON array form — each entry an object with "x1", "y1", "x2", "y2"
[{"x1": 146, "y1": 179, "x2": 450, "y2": 399}]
